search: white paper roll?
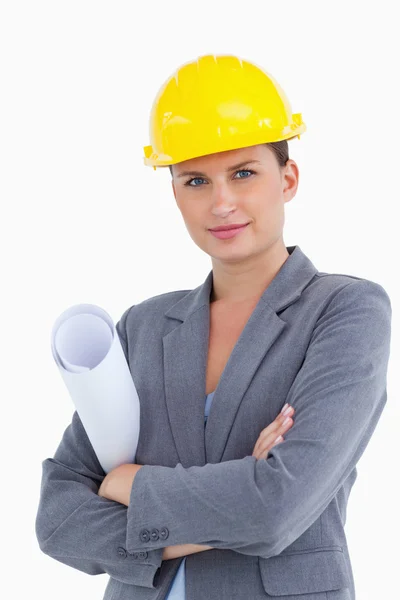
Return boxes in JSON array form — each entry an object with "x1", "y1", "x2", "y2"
[{"x1": 51, "y1": 303, "x2": 140, "y2": 474}]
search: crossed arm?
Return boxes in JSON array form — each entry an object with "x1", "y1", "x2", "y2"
[
  {"x1": 96, "y1": 402, "x2": 294, "y2": 560},
  {"x1": 97, "y1": 462, "x2": 213, "y2": 560},
  {"x1": 37, "y1": 279, "x2": 392, "y2": 580}
]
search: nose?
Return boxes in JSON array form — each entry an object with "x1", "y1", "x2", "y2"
[{"x1": 210, "y1": 182, "x2": 237, "y2": 217}]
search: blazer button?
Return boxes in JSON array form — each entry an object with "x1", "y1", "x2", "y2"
[
  {"x1": 140, "y1": 528, "x2": 150, "y2": 543},
  {"x1": 139, "y1": 552, "x2": 148, "y2": 559},
  {"x1": 117, "y1": 546, "x2": 127, "y2": 559},
  {"x1": 150, "y1": 528, "x2": 159, "y2": 541},
  {"x1": 160, "y1": 527, "x2": 169, "y2": 540}
]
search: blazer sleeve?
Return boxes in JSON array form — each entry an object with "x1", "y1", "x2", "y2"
[
  {"x1": 124, "y1": 279, "x2": 392, "y2": 560},
  {"x1": 35, "y1": 306, "x2": 164, "y2": 589}
]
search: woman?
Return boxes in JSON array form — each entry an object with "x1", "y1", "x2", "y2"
[{"x1": 35, "y1": 55, "x2": 392, "y2": 600}]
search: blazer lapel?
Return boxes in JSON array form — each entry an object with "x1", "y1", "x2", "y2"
[{"x1": 162, "y1": 245, "x2": 318, "y2": 467}]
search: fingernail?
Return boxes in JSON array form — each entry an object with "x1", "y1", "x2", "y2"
[
  {"x1": 274, "y1": 435, "x2": 283, "y2": 444},
  {"x1": 282, "y1": 405, "x2": 292, "y2": 416},
  {"x1": 281, "y1": 403, "x2": 289, "y2": 414}
]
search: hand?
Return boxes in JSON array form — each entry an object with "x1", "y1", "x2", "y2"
[
  {"x1": 98, "y1": 475, "x2": 110, "y2": 498},
  {"x1": 98, "y1": 463, "x2": 143, "y2": 506},
  {"x1": 252, "y1": 404, "x2": 295, "y2": 460},
  {"x1": 163, "y1": 543, "x2": 214, "y2": 561}
]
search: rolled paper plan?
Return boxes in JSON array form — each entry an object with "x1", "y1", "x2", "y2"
[{"x1": 50, "y1": 303, "x2": 140, "y2": 474}]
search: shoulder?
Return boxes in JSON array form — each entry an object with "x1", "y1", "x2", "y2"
[
  {"x1": 287, "y1": 271, "x2": 392, "y2": 345},
  {"x1": 306, "y1": 272, "x2": 392, "y2": 343},
  {"x1": 308, "y1": 270, "x2": 391, "y2": 309}
]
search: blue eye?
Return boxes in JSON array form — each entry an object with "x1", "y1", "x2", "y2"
[
  {"x1": 184, "y1": 169, "x2": 255, "y2": 187},
  {"x1": 185, "y1": 177, "x2": 206, "y2": 187},
  {"x1": 235, "y1": 169, "x2": 254, "y2": 179}
]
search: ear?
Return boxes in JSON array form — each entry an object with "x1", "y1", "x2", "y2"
[{"x1": 282, "y1": 159, "x2": 299, "y2": 203}]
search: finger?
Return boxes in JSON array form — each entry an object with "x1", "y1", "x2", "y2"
[
  {"x1": 252, "y1": 434, "x2": 284, "y2": 460},
  {"x1": 262, "y1": 436, "x2": 284, "y2": 459},
  {"x1": 253, "y1": 413, "x2": 294, "y2": 456},
  {"x1": 259, "y1": 434, "x2": 284, "y2": 459},
  {"x1": 252, "y1": 420, "x2": 283, "y2": 456}
]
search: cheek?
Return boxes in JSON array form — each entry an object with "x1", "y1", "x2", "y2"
[
  {"x1": 246, "y1": 195, "x2": 283, "y2": 230},
  {"x1": 179, "y1": 195, "x2": 205, "y2": 221},
  {"x1": 181, "y1": 205, "x2": 203, "y2": 226},
  {"x1": 178, "y1": 203, "x2": 206, "y2": 236},
  {"x1": 252, "y1": 181, "x2": 283, "y2": 212}
]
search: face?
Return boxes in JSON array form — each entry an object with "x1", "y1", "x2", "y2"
[{"x1": 171, "y1": 143, "x2": 299, "y2": 265}]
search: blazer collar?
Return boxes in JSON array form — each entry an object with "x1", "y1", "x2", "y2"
[{"x1": 162, "y1": 245, "x2": 318, "y2": 467}]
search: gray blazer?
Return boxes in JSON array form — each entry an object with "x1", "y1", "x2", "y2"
[{"x1": 35, "y1": 245, "x2": 392, "y2": 600}]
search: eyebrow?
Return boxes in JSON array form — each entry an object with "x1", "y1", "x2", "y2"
[{"x1": 175, "y1": 159, "x2": 262, "y2": 179}]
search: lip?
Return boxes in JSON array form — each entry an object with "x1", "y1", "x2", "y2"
[
  {"x1": 209, "y1": 222, "x2": 250, "y2": 231},
  {"x1": 209, "y1": 222, "x2": 250, "y2": 240}
]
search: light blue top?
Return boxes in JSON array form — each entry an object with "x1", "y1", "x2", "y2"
[{"x1": 164, "y1": 390, "x2": 216, "y2": 599}]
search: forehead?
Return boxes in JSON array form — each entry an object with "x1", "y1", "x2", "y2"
[{"x1": 173, "y1": 144, "x2": 270, "y2": 177}]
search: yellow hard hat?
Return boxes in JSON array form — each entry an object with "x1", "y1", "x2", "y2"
[{"x1": 143, "y1": 54, "x2": 306, "y2": 170}]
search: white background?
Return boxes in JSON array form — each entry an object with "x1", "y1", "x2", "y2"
[{"x1": 1, "y1": 1, "x2": 399, "y2": 598}]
